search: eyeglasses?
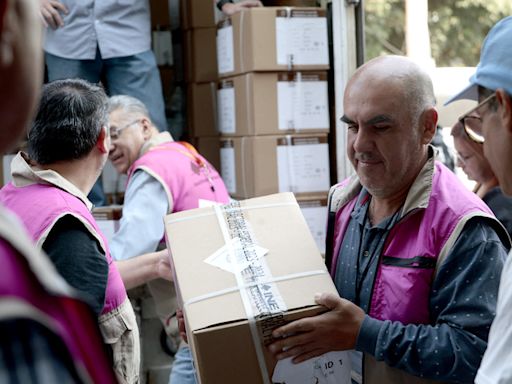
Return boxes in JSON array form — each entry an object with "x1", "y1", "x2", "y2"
[
  {"x1": 110, "y1": 119, "x2": 140, "y2": 140},
  {"x1": 458, "y1": 93, "x2": 496, "y2": 143}
]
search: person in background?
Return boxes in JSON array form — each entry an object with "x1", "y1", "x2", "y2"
[
  {"x1": 445, "y1": 16, "x2": 512, "y2": 384},
  {"x1": 0, "y1": 0, "x2": 116, "y2": 382},
  {"x1": 215, "y1": 0, "x2": 263, "y2": 15},
  {"x1": 40, "y1": 0, "x2": 168, "y2": 206},
  {"x1": 431, "y1": 124, "x2": 455, "y2": 171},
  {"x1": 268, "y1": 55, "x2": 510, "y2": 383},
  {"x1": 451, "y1": 120, "x2": 512, "y2": 237},
  {"x1": 0, "y1": 79, "x2": 176, "y2": 384},
  {"x1": 107, "y1": 95, "x2": 230, "y2": 384}
]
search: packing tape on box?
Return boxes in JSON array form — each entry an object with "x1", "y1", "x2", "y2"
[{"x1": 214, "y1": 201, "x2": 276, "y2": 384}]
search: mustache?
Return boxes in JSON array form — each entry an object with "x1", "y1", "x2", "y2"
[{"x1": 354, "y1": 152, "x2": 380, "y2": 162}]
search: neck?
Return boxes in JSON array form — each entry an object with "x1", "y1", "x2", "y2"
[
  {"x1": 44, "y1": 152, "x2": 103, "y2": 196},
  {"x1": 476, "y1": 177, "x2": 499, "y2": 198},
  {"x1": 368, "y1": 187, "x2": 409, "y2": 226}
]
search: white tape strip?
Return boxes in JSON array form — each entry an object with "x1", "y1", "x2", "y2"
[
  {"x1": 213, "y1": 203, "x2": 271, "y2": 384},
  {"x1": 184, "y1": 269, "x2": 328, "y2": 307},
  {"x1": 166, "y1": 201, "x2": 297, "y2": 225}
]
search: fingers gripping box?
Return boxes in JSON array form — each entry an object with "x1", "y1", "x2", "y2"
[{"x1": 164, "y1": 193, "x2": 339, "y2": 383}]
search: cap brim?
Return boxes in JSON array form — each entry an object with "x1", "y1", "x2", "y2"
[{"x1": 444, "y1": 82, "x2": 479, "y2": 106}]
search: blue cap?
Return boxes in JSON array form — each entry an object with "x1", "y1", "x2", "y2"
[{"x1": 445, "y1": 16, "x2": 512, "y2": 105}]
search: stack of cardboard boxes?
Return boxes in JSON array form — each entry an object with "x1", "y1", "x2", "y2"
[
  {"x1": 180, "y1": 0, "x2": 223, "y2": 170},
  {"x1": 216, "y1": 6, "x2": 331, "y2": 254}
]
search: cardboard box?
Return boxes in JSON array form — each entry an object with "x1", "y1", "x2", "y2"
[
  {"x1": 217, "y1": 7, "x2": 329, "y2": 78},
  {"x1": 296, "y1": 194, "x2": 328, "y2": 255},
  {"x1": 150, "y1": 0, "x2": 171, "y2": 27},
  {"x1": 180, "y1": 0, "x2": 217, "y2": 30},
  {"x1": 152, "y1": 29, "x2": 173, "y2": 66},
  {"x1": 164, "y1": 192, "x2": 338, "y2": 383},
  {"x1": 92, "y1": 205, "x2": 123, "y2": 245},
  {"x1": 187, "y1": 82, "x2": 218, "y2": 137},
  {"x1": 193, "y1": 137, "x2": 221, "y2": 172},
  {"x1": 220, "y1": 134, "x2": 330, "y2": 199},
  {"x1": 218, "y1": 72, "x2": 329, "y2": 136},
  {"x1": 184, "y1": 28, "x2": 218, "y2": 83}
]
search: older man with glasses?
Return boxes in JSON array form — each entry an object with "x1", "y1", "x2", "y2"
[{"x1": 446, "y1": 16, "x2": 512, "y2": 384}]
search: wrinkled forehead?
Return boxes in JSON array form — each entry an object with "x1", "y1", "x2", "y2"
[{"x1": 343, "y1": 74, "x2": 408, "y2": 122}]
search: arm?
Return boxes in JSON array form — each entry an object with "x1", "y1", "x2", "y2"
[
  {"x1": 270, "y1": 219, "x2": 507, "y2": 382},
  {"x1": 115, "y1": 249, "x2": 172, "y2": 290},
  {"x1": 110, "y1": 170, "x2": 170, "y2": 260},
  {"x1": 215, "y1": 0, "x2": 263, "y2": 16},
  {"x1": 42, "y1": 215, "x2": 108, "y2": 316},
  {"x1": 40, "y1": 0, "x2": 68, "y2": 29}
]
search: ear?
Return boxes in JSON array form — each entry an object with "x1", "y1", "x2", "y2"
[
  {"x1": 420, "y1": 107, "x2": 438, "y2": 144},
  {"x1": 96, "y1": 125, "x2": 110, "y2": 154},
  {"x1": 496, "y1": 89, "x2": 512, "y2": 136},
  {"x1": 140, "y1": 117, "x2": 153, "y2": 140}
]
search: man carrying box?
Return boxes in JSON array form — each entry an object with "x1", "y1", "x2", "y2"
[
  {"x1": 268, "y1": 55, "x2": 510, "y2": 383},
  {"x1": 107, "y1": 95, "x2": 230, "y2": 384}
]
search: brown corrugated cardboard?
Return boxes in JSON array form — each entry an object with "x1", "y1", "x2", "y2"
[
  {"x1": 217, "y1": 7, "x2": 329, "y2": 78},
  {"x1": 180, "y1": 0, "x2": 217, "y2": 30},
  {"x1": 187, "y1": 82, "x2": 218, "y2": 137},
  {"x1": 192, "y1": 136, "x2": 221, "y2": 172},
  {"x1": 220, "y1": 134, "x2": 330, "y2": 199},
  {"x1": 164, "y1": 192, "x2": 338, "y2": 384},
  {"x1": 183, "y1": 28, "x2": 218, "y2": 83},
  {"x1": 296, "y1": 193, "x2": 328, "y2": 255},
  {"x1": 150, "y1": 0, "x2": 170, "y2": 27},
  {"x1": 218, "y1": 72, "x2": 329, "y2": 136}
]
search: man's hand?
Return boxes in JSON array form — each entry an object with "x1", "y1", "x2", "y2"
[
  {"x1": 40, "y1": 0, "x2": 68, "y2": 29},
  {"x1": 156, "y1": 249, "x2": 173, "y2": 281},
  {"x1": 176, "y1": 309, "x2": 188, "y2": 343},
  {"x1": 268, "y1": 293, "x2": 365, "y2": 363},
  {"x1": 222, "y1": 0, "x2": 263, "y2": 16}
]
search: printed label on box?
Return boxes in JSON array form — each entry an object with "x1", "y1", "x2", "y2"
[
  {"x1": 220, "y1": 145, "x2": 236, "y2": 194},
  {"x1": 217, "y1": 22, "x2": 234, "y2": 74},
  {"x1": 152, "y1": 30, "x2": 173, "y2": 66},
  {"x1": 275, "y1": 16, "x2": 328, "y2": 66},
  {"x1": 277, "y1": 78, "x2": 329, "y2": 130},
  {"x1": 277, "y1": 140, "x2": 330, "y2": 193},
  {"x1": 217, "y1": 82, "x2": 236, "y2": 134},
  {"x1": 272, "y1": 351, "x2": 352, "y2": 384},
  {"x1": 299, "y1": 203, "x2": 328, "y2": 254}
]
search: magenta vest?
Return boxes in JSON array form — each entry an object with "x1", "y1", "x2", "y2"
[
  {"x1": 127, "y1": 141, "x2": 230, "y2": 213},
  {"x1": 0, "y1": 183, "x2": 127, "y2": 315},
  {"x1": 329, "y1": 162, "x2": 502, "y2": 324},
  {"x1": 0, "y1": 224, "x2": 117, "y2": 383}
]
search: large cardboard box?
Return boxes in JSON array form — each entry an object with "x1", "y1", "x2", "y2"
[
  {"x1": 184, "y1": 28, "x2": 218, "y2": 83},
  {"x1": 220, "y1": 134, "x2": 330, "y2": 199},
  {"x1": 218, "y1": 72, "x2": 329, "y2": 136},
  {"x1": 180, "y1": 0, "x2": 217, "y2": 30},
  {"x1": 92, "y1": 205, "x2": 123, "y2": 245},
  {"x1": 193, "y1": 136, "x2": 222, "y2": 172},
  {"x1": 150, "y1": 0, "x2": 171, "y2": 27},
  {"x1": 187, "y1": 82, "x2": 218, "y2": 137},
  {"x1": 164, "y1": 192, "x2": 339, "y2": 383},
  {"x1": 217, "y1": 7, "x2": 329, "y2": 78},
  {"x1": 297, "y1": 194, "x2": 328, "y2": 255}
]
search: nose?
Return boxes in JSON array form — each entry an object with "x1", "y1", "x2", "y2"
[{"x1": 351, "y1": 126, "x2": 373, "y2": 153}]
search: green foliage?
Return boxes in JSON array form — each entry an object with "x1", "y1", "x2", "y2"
[{"x1": 364, "y1": 0, "x2": 512, "y2": 66}]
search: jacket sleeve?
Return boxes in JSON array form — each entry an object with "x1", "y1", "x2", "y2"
[{"x1": 355, "y1": 218, "x2": 507, "y2": 383}]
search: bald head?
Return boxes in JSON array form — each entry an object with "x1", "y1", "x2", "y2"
[{"x1": 347, "y1": 56, "x2": 436, "y2": 125}]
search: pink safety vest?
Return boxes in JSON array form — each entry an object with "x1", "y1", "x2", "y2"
[
  {"x1": 0, "y1": 222, "x2": 117, "y2": 383},
  {"x1": 127, "y1": 141, "x2": 230, "y2": 213},
  {"x1": 327, "y1": 161, "x2": 507, "y2": 324},
  {"x1": 0, "y1": 183, "x2": 127, "y2": 315}
]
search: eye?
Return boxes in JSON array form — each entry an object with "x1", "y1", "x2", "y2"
[{"x1": 347, "y1": 124, "x2": 359, "y2": 133}]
